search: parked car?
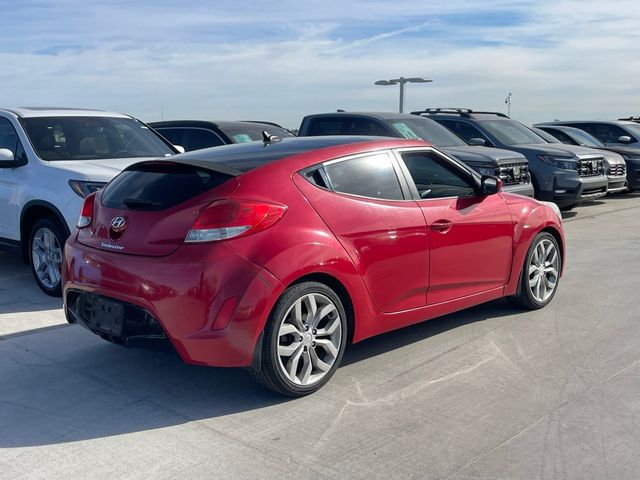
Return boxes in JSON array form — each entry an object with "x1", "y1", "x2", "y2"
[
  {"x1": 298, "y1": 112, "x2": 533, "y2": 196},
  {"x1": 534, "y1": 124, "x2": 629, "y2": 193},
  {"x1": 537, "y1": 121, "x2": 640, "y2": 192},
  {"x1": 148, "y1": 120, "x2": 295, "y2": 151},
  {"x1": 549, "y1": 120, "x2": 640, "y2": 148},
  {"x1": 413, "y1": 108, "x2": 608, "y2": 208},
  {"x1": 63, "y1": 136, "x2": 565, "y2": 396},
  {"x1": 0, "y1": 107, "x2": 178, "y2": 296}
]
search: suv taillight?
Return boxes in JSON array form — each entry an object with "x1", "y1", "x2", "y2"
[
  {"x1": 185, "y1": 199, "x2": 287, "y2": 243},
  {"x1": 77, "y1": 192, "x2": 96, "y2": 228}
]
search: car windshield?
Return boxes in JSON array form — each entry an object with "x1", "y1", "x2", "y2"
[
  {"x1": 481, "y1": 119, "x2": 546, "y2": 146},
  {"x1": 384, "y1": 117, "x2": 466, "y2": 147},
  {"x1": 566, "y1": 128, "x2": 605, "y2": 147},
  {"x1": 21, "y1": 116, "x2": 174, "y2": 161},
  {"x1": 220, "y1": 123, "x2": 295, "y2": 143}
]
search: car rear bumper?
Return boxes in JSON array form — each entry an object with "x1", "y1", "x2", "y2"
[{"x1": 62, "y1": 234, "x2": 284, "y2": 367}]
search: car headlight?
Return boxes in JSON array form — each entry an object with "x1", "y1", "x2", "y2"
[
  {"x1": 69, "y1": 180, "x2": 107, "y2": 198},
  {"x1": 474, "y1": 166, "x2": 497, "y2": 176},
  {"x1": 621, "y1": 153, "x2": 640, "y2": 161},
  {"x1": 537, "y1": 155, "x2": 577, "y2": 170}
]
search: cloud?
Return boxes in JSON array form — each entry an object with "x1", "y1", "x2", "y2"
[{"x1": 0, "y1": 0, "x2": 638, "y2": 127}]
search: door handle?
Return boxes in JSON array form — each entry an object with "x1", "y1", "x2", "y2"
[{"x1": 431, "y1": 220, "x2": 452, "y2": 233}]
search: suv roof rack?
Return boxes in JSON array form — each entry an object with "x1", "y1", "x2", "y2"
[
  {"x1": 618, "y1": 116, "x2": 640, "y2": 122},
  {"x1": 410, "y1": 108, "x2": 509, "y2": 118}
]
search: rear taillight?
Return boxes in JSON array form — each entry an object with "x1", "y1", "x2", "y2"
[
  {"x1": 185, "y1": 199, "x2": 286, "y2": 243},
  {"x1": 77, "y1": 192, "x2": 96, "y2": 228}
]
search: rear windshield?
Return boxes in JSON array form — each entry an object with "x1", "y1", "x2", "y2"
[
  {"x1": 102, "y1": 163, "x2": 232, "y2": 211},
  {"x1": 21, "y1": 116, "x2": 175, "y2": 160},
  {"x1": 220, "y1": 123, "x2": 295, "y2": 143}
]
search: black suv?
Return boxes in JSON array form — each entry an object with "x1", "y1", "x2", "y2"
[
  {"x1": 415, "y1": 109, "x2": 608, "y2": 207},
  {"x1": 298, "y1": 112, "x2": 533, "y2": 196},
  {"x1": 148, "y1": 120, "x2": 295, "y2": 152}
]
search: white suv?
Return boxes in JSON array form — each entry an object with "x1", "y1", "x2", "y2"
[{"x1": 0, "y1": 107, "x2": 177, "y2": 296}]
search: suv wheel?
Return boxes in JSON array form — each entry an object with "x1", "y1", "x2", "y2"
[
  {"x1": 509, "y1": 232, "x2": 561, "y2": 310},
  {"x1": 252, "y1": 282, "x2": 348, "y2": 396},
  {"x1": 29, "y1": 217, "x2": 66, "y2": 297}
]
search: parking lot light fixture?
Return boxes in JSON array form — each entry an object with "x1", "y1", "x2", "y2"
[{"x1": 374, "y1": 76, "x2": 433, "y2": 113}]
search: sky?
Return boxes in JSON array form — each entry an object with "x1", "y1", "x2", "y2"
[{"x1": 0, "y1": 0, "x2": 639, "y2": 128}]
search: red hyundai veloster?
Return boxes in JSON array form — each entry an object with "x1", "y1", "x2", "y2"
[{"x1": 63, "y1": 136, "x2": 565, "y2": 396}]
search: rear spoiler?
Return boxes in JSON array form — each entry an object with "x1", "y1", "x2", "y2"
[{"x1": 123, "y1": 159, "x2": 243, "y2": 177}]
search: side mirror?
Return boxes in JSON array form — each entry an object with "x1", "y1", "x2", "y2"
[
  {"x1": 480, "y1": 175, "x2": 502, "y2": 195},
  {"x1": 618, "y1": 135, "x2": 632, "y2": 144},
  {"x1": 468, "y1": 137, "x2": 486, "y2": 146},
  {"x1": 0, "y1": 148, "x2": 16, "y2": 167},
  {"x1": 173, "y1": 145, "x2": 185, "y2": 154}
]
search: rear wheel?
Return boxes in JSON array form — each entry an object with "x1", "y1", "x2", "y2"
[
  {"x1": 29, "y1": 217, "x2": 66, "y2": 297},
  {"x1": 509, "y1": 232, "x2": 561, "y2": 310},
  {"x1": 252, "y1": 282, "x2": 347, "y2": 396}
]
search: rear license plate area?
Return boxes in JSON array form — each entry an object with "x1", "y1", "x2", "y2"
[{"x1": 86, "y1": 297, "x2": 125, "y2": 336}]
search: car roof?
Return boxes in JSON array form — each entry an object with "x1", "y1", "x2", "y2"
[
  {"x1": 148, "y1": 120, "x2": 285, "y2": 129},
  {"x1": 536, "y1": 124, "x2": 592, "y2": 134},
  {"x1": 0, "y1": 107, "x2": 131, "y2": 118},
  {"x1": 548, "y1": 120, "x2": 637, "y2": 126},
  {"x1": 156, "y1": 136, "x2": 429, "y2": 174},
  {"x1": 304, "y1": 112, "x2": 422, "y2": 121}
]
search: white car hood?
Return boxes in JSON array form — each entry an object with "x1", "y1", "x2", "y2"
[{"x1": 46, "y1": 156, "x2": 166, "y2": 182}]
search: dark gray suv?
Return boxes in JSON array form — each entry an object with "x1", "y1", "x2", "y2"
[
  {"x1": 298, "y1": 112, "x2": 533, "y2": 196},
  {"x1": 414, "y1": 109, "x2": 608, "y2": 208}
]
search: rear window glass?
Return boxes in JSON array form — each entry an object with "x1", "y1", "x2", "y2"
[
  {"x1": 102, "y1": 163, "x2": 232, "y2": 211},
  {"x1": 220, "y1": 123, "x2": 294, "y2": 143}
]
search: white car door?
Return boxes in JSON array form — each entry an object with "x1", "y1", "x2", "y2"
[{"x1": 0, "y1": 116, "x2": 23, "y2": 241}]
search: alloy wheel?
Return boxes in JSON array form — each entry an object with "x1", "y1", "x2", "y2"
[
  {"x1": 31, "y1": 227, "x2": 63, "y2": 289},
  {"x1": 276, "y1": 292, "x2": 342, "y2": 386},
  {"x1": 527, "y1": 238, "x2": 559, "y2": 303}
]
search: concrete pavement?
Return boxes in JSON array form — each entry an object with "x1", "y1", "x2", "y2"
[{"x1": 1, "y1": 194, "x2": 640, "y2": 479}]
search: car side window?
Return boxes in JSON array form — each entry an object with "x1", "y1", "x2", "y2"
[
  {"x1": 437, "y1": 120, "x2": 491, "y2": 145},
  {"x1": 185, "y1": 128, "x2": 226, "y2": 150},
  {"x1": 307, "y1": 118, "x2": 345, "y2": 135},
  {"x1": 0, "y1": 117, "x2": 27, "y2": 163},
  {"x1": 400, "y1": 151, "x2": 477, "y2": 199},
  {"x1": 155, "y1": 127, "x2": 186, "y2": 147},
  {"x1": 323, "y1": 153, "x2": 405, "y2": 200},
  {"x1": 577, "y1": 123, "x2": 633, "y2": 143}
]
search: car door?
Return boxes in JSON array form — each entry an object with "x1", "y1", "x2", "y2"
[
  {"x1": 298, "y1": 151, "x2": 430, "y2": 313},
  {"x1": 395, "y1": 148, "x2": 514, "y2": 305},
  {"x1": 0, "y1": 117, "x2": 24, "y2": 241}
]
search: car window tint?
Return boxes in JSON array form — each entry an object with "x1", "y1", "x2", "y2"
[
  {"x1": 156, "y1": 128, "x2": 186, "y2": 147},
  {"x1": 438, "y1": 120, "x2": 490, "y2": 145},
  {"x1": 186, "y1": 128, "x2": 225, "y2": 150},
  {"x1": 575, "y1": 123, "x2": 632, "y2": 143},
  {"x1": 307, "y1": 118, "x2": 344, "y2": 135},
  {"x1": 401, "y1": 151, "x2": 476, "y2": 199},
  {"x1": 324, "y1": 153, "x2": 404, "y2": 200},
  {"x1": 343, "y1": 119, "x2": 389, "y2": 136}
]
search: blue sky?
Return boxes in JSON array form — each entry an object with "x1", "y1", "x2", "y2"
[{"x1": 1, "y1": 0, "x2": 639, "y2": 127}]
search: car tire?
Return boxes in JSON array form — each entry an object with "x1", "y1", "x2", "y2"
[
  {"x1": 29, "y1": 217, "x2": 67, "y2": 297},
  {"x1": 508, "y1": 232, "x2": 561, "y2": 310},
  {"x1": 252, "y1": 281, "x2": 348, "y2": 396}
]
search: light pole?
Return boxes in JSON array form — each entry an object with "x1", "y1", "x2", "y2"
[{"x1": 374, "y1": 77, "x2": 433, "y2": 113}]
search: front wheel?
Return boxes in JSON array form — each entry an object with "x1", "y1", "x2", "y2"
[
  {"x1": 252, "y1": 282, "x2": 348, "y2": 396},
  {"x1": 29, "y1": 217, "x2": 67, "y2": 297},
  {"x1": 509, "y1": 232, "x2": 562, "y2": 310}
]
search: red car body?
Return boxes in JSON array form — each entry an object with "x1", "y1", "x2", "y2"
[{"x1": 63, "y1": 137, "x2": 565, "y2": 369}]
